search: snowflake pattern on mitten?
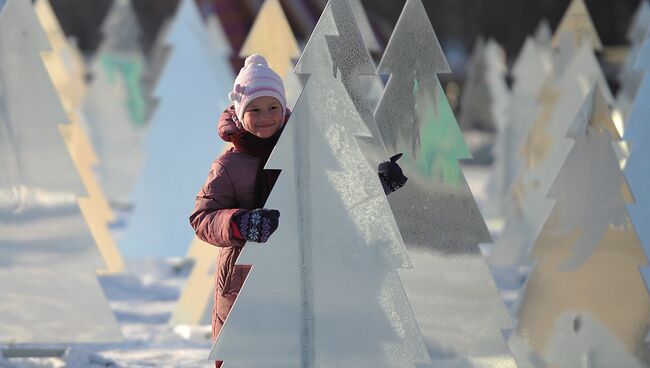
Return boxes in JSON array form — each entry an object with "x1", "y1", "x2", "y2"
[{"x1": 234, "y1": 208, "x2": 280, "y2": 243}]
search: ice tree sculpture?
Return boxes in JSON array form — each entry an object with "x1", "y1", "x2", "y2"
[
  {"x1": 172, "y1": 0, "x2": 300, "y2": 326},
  {"x1": 511, "y1": 85, "x2": 650, "y2": 366},
  {"x1": 502, "y1": 36, "x2": 552, "y2": 194},
  {"x1": 624, "y1": 28, "x2": 650, "y2": 287},
  {"x1": 482, "y1": 39, "x2": 513, "y2": 211},
  {"x1": 82, "y1": 0, "x2": 147, "y2": 207},
  {"x1": 491, "y1": 3, "x2": 608, "y2": 267},
  {"x1": 518, "y1": 44, "x2": 613, "y2": 267},
  {"x1": 459, "y1": 37, "x2": 510, "y2": 132},
  {"x1": 142, "y1": 18, "x2": 172, "y2": 121},
  {"x1": 550, "y1": 0, "x2": 602, "y2": 52},
  {"x1": 348, "y1": 0, "x2": 385, "y2": 113},
  {"x1": 210, "y1": 0, "x2": 432, "y2": 366},
  {"x1": 324, "y1": 0, "x2": 388, "y2": 168},
  {"x1": 534, "y1": 19, "x2": 552, "y2": 47},
  {"x1": 171, "y1": 7, "x2": 235, "y2": 326},
  {"x1": 120, "y1": 0, "x2": 230, "y2": 257},
  {"x1": 0, "y1": 0, "x2": 121, "y2": 343},
  {"x1": 615, "y1": 0, "x2": 649, "y2": 123},
  {"x1": 373, "y1": 0, "x2": 516, "y2": 365},
  {"x1": 35, "y1": 0, "x2": 124, "y2": 273}
]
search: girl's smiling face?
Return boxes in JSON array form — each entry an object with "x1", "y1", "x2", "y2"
[{"x1": 242, "y1": 96, "x2": 284, "y2": 138}]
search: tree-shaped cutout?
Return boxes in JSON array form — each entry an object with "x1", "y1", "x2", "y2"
[
  {"x1": 82, "y1": 0, "x2": 147, "y2": 207},
  {"x1": 0, "y1": 0, "x2": 120, "y2": 343},
  {"x1": 488, "y1": 35, "x2": 553, "y2": 266},
  {"x1": 624, "y1": 28, "x2": 650, "y2": 288},
  {"x1": 120, "y1": 0, "x2": 230, "y2": 257},
  {"x1": 511, "y1": 85, "x2": 650, "y2": 366},
  {"x1": 550, "y1": 0, "x2": 603, "y2": 51},
  {"x1": 497, "y1": 39, "x2": 613, "y2": 267},
  {"x1": 503, "y1": 36, "x2": 551, "y2": 193},
  {"x1": 170, "y1": 6, "x2": 236, "y2": 326},
  {"x1": 239, "y1": 0, "x2": 299, "y2": 78},
  {"x1": 35, "y1": 0, "x2": 125, "y2": 273},
  {"x1": 374, "y1": 0, "x2": 516, "y2": 364},
  {"x1": 535, "y1": 19, "x2": 552, "y2": 47},
  {"x1": 210, "y1": 0, "x2": 432, "y2": 366},
  {"x1": 238, "y1": 0, "x2": 302, "y2": 108},
  {"x1": 459, "y1": 37, "x2": 510, "y2": 132},
  {"x1": 349, "y1": 0, "x2": 385, "y2": 113},
  {"x1": 615, "y1": 1, "x2": 650, "y2": 124},
  {"x1": 324, "y1": 0, "x2": 387, "y2": 168}
]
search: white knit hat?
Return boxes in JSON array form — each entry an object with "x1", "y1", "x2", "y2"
[{"x1": 228, "y1": 54, "x2": 287, "y2": 122}]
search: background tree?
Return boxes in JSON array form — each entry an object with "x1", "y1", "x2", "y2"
[
  {"x1": 0, "y1": 0, "x2": 120, "y2": 343},
  {"x1": 511, "y1": 85, "x2": 650, "y2": 366},
  {"x1": 374, "y1": 0, "x2": 516, "y2": 364}
]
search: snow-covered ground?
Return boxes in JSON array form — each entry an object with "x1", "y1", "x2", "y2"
[
  {"x1": 2, "y1": 259, "x2": 214, "y2": 368},
  {"x1": 1, "y1": 163, "x2": 526, "y2": 368}
]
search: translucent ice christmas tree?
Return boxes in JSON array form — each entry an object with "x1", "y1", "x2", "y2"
[
  {"x1": 374, "y1": 0, "x2": 516, "y2": 365},
  {"x1": 491, "y1": 0, "x2": 608, "y2": 267},
  {"x1": 210, "y1": 0, "x2": 432, "y2": 366},
  {"x1": 35, "y1": 0, "x2": 124, "y2": 273},
  {"x1": 0, "y1": 0, "x2": 120, "y2": 343},
  {"x1": 120, "y1": 0, "x2": 230, "y2": 257},
  {"x1": 82, "y1": 0, "x2": 148, "y2": 208},
  {"x1": 623, "y1": 27, "x2": 650, "y2": 287}
]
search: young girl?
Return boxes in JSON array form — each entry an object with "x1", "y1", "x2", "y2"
[{"x1": 189, "y1": 54, "x2": 407, "y2": 367}]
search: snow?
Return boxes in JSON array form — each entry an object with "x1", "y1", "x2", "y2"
[
  {"x1": 2, "y1": 163, "x2": 525, "y2": 368},
  {"x1": 2, "y1": 259, "x2": 213, "y2": 368}
]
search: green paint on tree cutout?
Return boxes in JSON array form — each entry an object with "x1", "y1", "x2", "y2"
[
  {"x1": 100, "y1": 54, "x2": 147, "y2": 126},
  {"x1": 409, "y1": 78, "x2": 471, "y2": 185}
]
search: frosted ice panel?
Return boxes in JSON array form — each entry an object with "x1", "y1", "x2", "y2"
[
  {"x1": 547, "y1": 90, "x2": 626, "y2": 271},
  {"x1": 316, "y1": 0, "x2": 386, "y2": 168},
  {"x1": 296, "y1": 74, "x2": 430, "y2": 368},
  {"x1": 534, "y1": 19, "x2": 552, "y2": 47},
  {"x1": 349, "y1": 0, "x2": 380, "y2": 53},
  {"x1": 0, "y1": 0, "x2": 120, "y2": 343},
  {"x1": 82, "y1": 57, "x2": 147, "y2": 203},
  {"x1": 209, "y1": 119, "x2": 302, "y2": 366},
  {"x1": 628, "y1": 1, "x2": 650, "y2": 44},
  {"x1": 374, "y1": 0, "x2": 514, "y2": 364},
  {"x1": 0, "y1": 0, "x2": 84, "y2": 194},
  {"x1": 625, "y1": 69, "x2": 650, "y2": 281},
  {"x1": 514, "y1": 46, "x2": 613, "y2": 265},
  {"x1": 119, "y1": 0, "x2": 227, "y2": 257},
  {"x1": 227, "y1": 0, "x2": 435, "y2": 365}
]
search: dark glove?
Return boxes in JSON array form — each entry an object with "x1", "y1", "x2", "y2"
[
  {"x1": 378, "y1": 153, "x2": 408, "y2": 195},
  {"x1": 232, "y1": 208, "x2": 280, "y2": 243}
]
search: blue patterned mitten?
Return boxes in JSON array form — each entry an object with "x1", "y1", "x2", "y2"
[{"x1": 232, "y1": 208, "x2": 280, "y2": 243}]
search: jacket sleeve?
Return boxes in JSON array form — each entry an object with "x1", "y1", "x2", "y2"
[{"x1": 189, "y1": 161, "x2": 245, "y2": 248}]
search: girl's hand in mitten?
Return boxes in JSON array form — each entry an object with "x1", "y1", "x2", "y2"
[
  {"x1": 232, "y1": 208, "x2": 280, "y2": 243},
  {"x1": 378, "y1": 153, "x2": 408, "y2": 195}
]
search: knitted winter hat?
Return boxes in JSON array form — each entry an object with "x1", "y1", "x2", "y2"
[{"x1": 228, "y1": 54, "x2": 287, "y2": 122}]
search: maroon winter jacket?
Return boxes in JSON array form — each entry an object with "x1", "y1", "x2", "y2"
[{"x1": 189, "y1": 106, "x2": 289, "y2": 342}]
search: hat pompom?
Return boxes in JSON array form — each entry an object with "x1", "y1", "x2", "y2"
[
  {"x1": 244, "y1": 54, "x2": 268, "y2": 68},
  {"x1": 228, "y1": 91, "x2": 240, "y2": 102}
]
